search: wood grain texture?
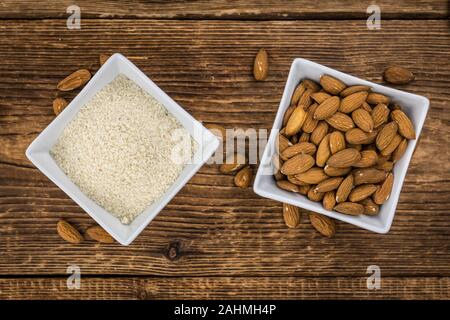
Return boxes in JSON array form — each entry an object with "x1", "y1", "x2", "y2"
[
  {"x1": 0, "y1": 0, "x2": 447, "y2": 19},
  {"x1": 0, "y1": 276, "x2": 449, "y2": 300}
]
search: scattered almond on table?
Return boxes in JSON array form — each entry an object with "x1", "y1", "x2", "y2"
[{"x1": 253, "y1": 48, "x2": 268, "y2": 81}]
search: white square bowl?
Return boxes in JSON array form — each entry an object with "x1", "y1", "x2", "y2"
[
  {"x1": 26, "y1": 53, "x2": 219, "y2": 245},
  {"x1": 254, "y1": 58, "x2": 429, "y2": 234}
]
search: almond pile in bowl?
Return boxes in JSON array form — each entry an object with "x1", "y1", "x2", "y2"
[{"x1": 274, "y1": 75, "x2": 416, "y2": 217}]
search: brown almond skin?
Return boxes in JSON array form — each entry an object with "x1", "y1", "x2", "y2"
[
  {"x1": 391, "y1": 109, "x2": 416, "y2": 139},
  {"x1": 324, "y1": 165, "x2": 351, "y2": 177},
  {"x1": 373, "y1": 172, "x2": 394, "y2": 205},
  {"x1": 381, "y1": 134, "x2": 403, "y2": 156},
  {"x1": 53, "y1": 97, "x2": 68, "y2": 115},
  {"x1": 57, "y1": 220, "x2": 83, "y2": 244},
  {"x1": 86, "y1": 226, "x2": 114, "y2": 243},
  {"x1": 285, "y1": 106, "x2": 307, "y2": 136},
  {"x1": 234, "y1": 166, "x2": 253, "y2": 188},
  {"x1": 295, "y1": 167, "x2": 329, "y2": 184},
  {"x1": 334, "y1": 202, "x2": 364, "y2": 215},
  {"x1": 320, "y1": 74, "x2": 346, "y2": 95},
  {"x1": 323, "y1": 191, "x2": 336, "y2": 211},
  {"x1": 281, "y1": 142, "x2": 316, "y2": 160},
  {"x1": 383, "y1": 66, "x2": 414, "y2": 84},
  {"x1": 353, "y1": 150, "x2": 378, "y2": 168},
  {"x1": 326, "y1": 148, "x2": 361, "y2": 168},
  {"x1": 376, "y1": 122, "x2": 398, "y2": 151},
  {"x1": 298, "y1": 88, "x2": 313, "y2": 108},
  {"x1": 311, "y1": 91, "x2": 331, "y2": 104},
  {"x1": 360, "y1": 198, "x2": 380, "y2": 216},
  {"x1": 310, "y1": 121, "x2": 329, "y2": 145},
  {"x1": 325, "y1": 112, "x2": 355, "y2": 132},
  {"x1": 307, "y1": 187, "x2": 324, "y2": 201},
  {"x1": 353, "y1": 168, "x2": 387, "y2": 185},
  {"x1": 367, "y1": 92, "x2": 390, "y2": 105},
  {"x1": 372, "y1": 103, "x2": 390, "y2": 128},
  {"x1": 348, "y1": 184, "x2": 378, "y2": 202},
  {"x1": 299, "y1": 132, "x2": 310, "y2": 142},
  {"x1": 314, "y1": 177, "x2": 343, "y2": 193},
  {"x1": 345, "y1": 128, "x2": 375, "y2": 145},
  {"x1": 281, "y1": 153, "x2": 315, "y2": 175},
  {"x1": 277, "y1": 180, "x2": 300, "y2": 193},
  {"x1": 336, "y1": 174, "x2": 354, "y2": 203},
  {"x1": 340, "y1": 85, "x2": 371, "y2": 97},
  {"x1": 352, "y1": 108, "x2": 374, "y2": 133},
  {"x1": 392, "y1": 138, "x2": 408, "y2": 163},
  {"x1": 339, "y1": 91, "x2": 368, "y2": 113},
  {"x1": 329, "y1": 131, "x2": 346, "y2": 154},
  {"x1": 57, "y1": 69, "x2": 91, "y2": 91},
  {"x1": 290, "y1": 83, "x2": 306, "y2": 106},
  {"x1": 276, "y1": 133, "x2": 292, "y2": 154},
  {"x1": 283, "y1": 203, "x2": 301, "y2": 228},
  {"x1": 283, "y1": 105, "x2": 296, "y2": 126},
  {"x1": 253, "y1": 48, "x2": 268, "y2": 81},
  {"x1": 302, "y1": 79, "x2": 321, "y2": 92},
  {"x1": 314, "y1": 96, "x2": 340, "y2": 120},
  {"x1": 309, "y1": 213, "x2": 336, "y2": 237},
  {"x1": 316, "y1": 134, "x2": 331, "y2": 167}
]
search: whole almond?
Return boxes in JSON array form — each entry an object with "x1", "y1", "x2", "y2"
[
  {"x1": 353, "y1": 168, "x2": 387, "y2": 185},
  {"x1": 372, "y1": 103, "x2": 390, "y2": 128},
  {"x1": 295, "y1": 167, "x2": 329, "y2": 184},
  {"x1": 285, "y1": 106, "x2": 307, "y2": 136},
  {"x1": 53, "y1": 97, "x2": 68, "y2": 115},
  {"x1": 253, "y1": 48, "x2": 268, "y2": 81},
  {"x1": 334, "y1": 202, "x2": 364, "y2": 215},
  {"x1": 299, "y1": 132, "x2": 310, "y2": 142},
  {"x1": 283, "y1": 203, "x2": 301, "y2": 228},
  {"x1": 383, "y1": 66, "x2": 414, "y2": 84},
  {"x1": 360, "y1": 198, "x2": 380, "y2": 216},
  {"x1": 323, "y1": 191, "x2": 336, "y2": 211},
  {"x1": 310, "y1": 121, "x2": 329, "y2": 145},
  {"x1": 367, "y1": 92, "x2": 390, "y2": 105},
  {"x1": 314, "y1": 177, "x2": 344, "y2": 193},
  {"x1": 309, "y1": 213, "x2": 336, "y2": 237},
  {"x1": 391, "y1": 109, "x2": 416, "y2": 139},
  {"x1": 276, "y1": 133, "x2": 293, "y2": 154},
  {"x1": 325, "y1": 112, "x2": 355, "y2": 132},
  {"x1": 57, "y1": 69, "x2": 91, "y2": 91},
  {"x1": 353, "y1": 150, "x2": 378, "y2": 168},
  {"x1": 314, "y1": 96, "x2": 340, "y2": 120},
  {"x1": 340, "y1": 85, "x2": 371, "y2": 97},
  {"x1": 345, "y1": 128, "x2": 376, "y2": 145},
  {"x1": 316, "y1": 134, "x2": 331, "y2": 167},
  {"x1": 298, "y1": 89, "x2": 313, "y2": 108},
  {"x1": 324, "y1": 165, "x2": 351, "y2": 177},
  {"x1": 86, "y1": 226, "x2": 114, "y2": 243},
  {"x1": 373, "y1": 172, "x2": 394, "y2": 205},
  {"x1": 281, "y1": 154, "x2": 315, "y2": 175},
  {"x1": 361, "y1": 101, "x2": 373, "y2": 112},
  {"x1": 302, "y1": 79, "x2": 321, "y2": 92},
  {"x1": 307, "y1": 187, "x2": 325, "y2": 201},
  {"x1": 381, "y1": 134, "x2": 403, "y2": 156},
  {"x1": 392, "y1": 138, "x2": 408, "y2": 162},
  {"x1": 311, "y1": 91, "x2": 331, "y2": 104},
  {"x1": 290, "y1": 83, "x2": 306, "y2": 105},
  {"x1": 99, "y1": 54, "x2": 111, "y2": 66},
  {"x1": 352, "y1": 108, "x2": 374, "y2": 133},
  {"x1": 339, "y1": 91, "x2": 368, "y2": 113},
  {"x1": 281, "y1": 142, "x2": 316, "y2": 160},
  {"x1": 349, "y1": 184, "x2": 378, "y2": 202},
  {"x1": 220, "y1": 153, "x2": 246, "y2": 173},
  {"x1": 287, "y1": 174, "x2": 309, "y2": 186},
  {"x1": 329, "y1": 131, "x2": 346, "y2": 154},
  {"x1": 57, "y1": 220, "x2": 83, "y2": 244},
  {"x1": 234, "y1": 166, "x2": 253, "y2": 188},
  {"x1": 283, "y1": 105, "x2": 296, "y2": 126},
  {"x1": 320, "y1": 74, "x2": 346, "y2": 95},
  {"x1": 302, "y1": 103, "x2": 319, "y2": 133},
  {"x1": 298, "y1": 185, "x2": 311, "y2": 195},
  {"x1": 277, "y1": 180, "x2": 300, "y2": 193},
  {"x1": 326, "y1": 148, "x2": 361, "y2": 168},
  {"x1": 376, "y1": 122, "x2": 399, "y2": 150},
  {"x1": 335, "y1": 174, "x2": 354, "y2": 203}
]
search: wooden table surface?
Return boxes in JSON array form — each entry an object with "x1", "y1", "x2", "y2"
[{"x1": 0, "y1": 0, "x2": 449, "y2": 300}]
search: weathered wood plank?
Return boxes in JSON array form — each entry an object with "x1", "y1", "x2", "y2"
[
  {"x1": 0, "y1": 20, "x2": 449, "y2": 277},
  {"x1": 0, "y1": 0, "x2": 447, "y2": 19},
  {"x1": 0, "y1": 276, "x2": 449, "y2": 300}
]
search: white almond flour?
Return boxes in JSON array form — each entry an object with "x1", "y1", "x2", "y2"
[{"x1": 51, "y1": 74, "x2": 195, "y2": 224}]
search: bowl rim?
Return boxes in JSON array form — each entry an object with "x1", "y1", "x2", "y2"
[{"x1": 254, "y1": 58, "x2": 429, "y2": 234}]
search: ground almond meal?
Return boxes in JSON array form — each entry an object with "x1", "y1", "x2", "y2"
[{"x1": 51, "y1": 74, "x2": 195, "y2": 224}]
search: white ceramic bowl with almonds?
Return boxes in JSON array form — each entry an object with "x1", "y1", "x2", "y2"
[{"x1": 254, "y1": 58, "x2": 429, "y2": 233}]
